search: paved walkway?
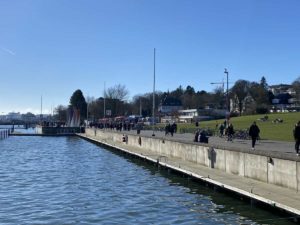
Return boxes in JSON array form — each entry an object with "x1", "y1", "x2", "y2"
[
  {"x1": 117, "y1": 129, "x2": 298, "y2": 158},
  {"x1": 79, "y1": 132, "x2": 300, "y2": 216}
]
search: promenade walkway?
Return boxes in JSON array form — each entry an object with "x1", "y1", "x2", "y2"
[
  {"x1": 121, "y1": 129, "x2": 298, "y2": 159},
  {"x1": 79, "y1": 129, "x2": 300, "y2": 218}
]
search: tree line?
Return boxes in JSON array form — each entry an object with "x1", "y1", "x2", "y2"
[{"x1": 54, "y1": 76, "x2": 300, "y2": 122}]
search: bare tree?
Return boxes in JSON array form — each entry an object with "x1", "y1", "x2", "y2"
[
  {"x1": 54, "y1": 105, "x2": 68, "y2": 122},
  {"x1": 231, "y1": 80, "x2": 250, "y2": 115},
  {"x1": 212, "y1": 86, "x2": 225, "y2": 109},
  {"x1": 86, "y1": 96, "x2": 95, "y2": 104},
  {"x1": 104, "y1": 84, "x2": 129, "y2": 116},
  {"x1": 292, "y1": 76, "x2": 300, "y2": 104},
  {"x1": 106, "y1": 84, "x2": 129, "y2": 101}
]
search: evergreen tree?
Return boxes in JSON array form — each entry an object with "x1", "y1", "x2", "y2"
[
  {"x1": 70, "y1": 89, "x2": 87, "y2": 119},
  {"x1": 260, "y1": 76, "x2": 268, "y2": 90}
]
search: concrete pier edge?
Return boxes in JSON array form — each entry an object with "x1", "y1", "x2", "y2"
[{"x1": 78, "y1": 133, "x2": 300, "y2": 218}]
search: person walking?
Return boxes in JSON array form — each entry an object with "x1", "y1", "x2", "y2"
[
  {"x1": 219, "y1": 123, "x2": 225, "y2": 137},
  {"x1": 227, "y1": 123, "x2": 234, "y2": 142},
  {"x1": 249, "y1": 121, "x2": 260, "y2": 150},
  {"x1": 165, "y1": 123, "x2": 170, "y2": 136},
  {"x1": 194, "y1": 129, "x2": 200, "y2": 142},
  {"x1": 293, "y1": 121, "x2": 300, "y2": 156}
]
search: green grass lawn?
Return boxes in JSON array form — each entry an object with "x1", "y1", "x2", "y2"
[{"x1": 156, "y1": 112, "x2": 300, "y2": 142}]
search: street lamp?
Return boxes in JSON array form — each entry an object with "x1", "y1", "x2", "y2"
[
  {"x1": 224, "y1": 68, "x2": 230, "y2": 127},
  {"x1": 224, "y1": 68, "x2": 229, "y2": 112}
]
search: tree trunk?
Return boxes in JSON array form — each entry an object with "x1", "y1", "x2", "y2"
[{"x1": 239, "y1": 102, "x2": 243, "y2": 116}]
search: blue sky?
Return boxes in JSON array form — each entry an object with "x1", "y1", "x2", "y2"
[{"x1": 1, "y1": 0, "x2": 300, "y2": 114}]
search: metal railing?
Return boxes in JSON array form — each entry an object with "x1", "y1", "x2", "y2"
[{"x1": 0, "y1": 129, "x2": 10, "y2": 140}]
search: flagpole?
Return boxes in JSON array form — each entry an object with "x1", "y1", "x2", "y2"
[
  {"x1": 40, "y1": 95, "x2": 43, "y2": 124},
  {"x1": 104, "y1": 82, "x2": 106, "y2": 119},
  {"x1": 152, "y1": 48, "x2": 156, "y2": 136}
]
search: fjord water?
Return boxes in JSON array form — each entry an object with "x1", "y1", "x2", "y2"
[
  {"x1": 0, "y1": 136, "x2": 295, "y2": 224},
  {"x1": 0, "y1": 125, "x2": 36, "y2": 134}
]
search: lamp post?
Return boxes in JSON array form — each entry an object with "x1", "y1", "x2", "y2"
[
  {"x1": 40, "y1": 95, "x2": 43, "y2": 124},
  {"x1": 86, "y1": 102, "x2": 89, "y2": 127},
  {"x1": 152, "y1": 48, "x2": 156, "y2": 137},
  {"x1": 224, "y1": 68, "x2": 229, "y2": 112},
  {"x1": 224, "y1": 68, "x2": 230, "y2": 126},
  {"x1": 103, "y1": 82, "x2": 106, "y2": 119}
]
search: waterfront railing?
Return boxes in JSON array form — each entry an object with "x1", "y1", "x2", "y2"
[{"x1": 0, "y1": 129, "x2": 10, "y2": 140}]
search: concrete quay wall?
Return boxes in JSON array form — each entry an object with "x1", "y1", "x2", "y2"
[{"x1": 86, "y1": 128, "x2": 300, "y2": 191}]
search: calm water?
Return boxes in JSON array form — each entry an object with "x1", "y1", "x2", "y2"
[
  {"x1": 0, "y1": 125, "x2": 36, "y2": 134},
  {"x1": 0, "y1": 136, "x2": 296, "y2": 224}
]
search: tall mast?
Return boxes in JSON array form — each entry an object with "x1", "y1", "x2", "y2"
[
  {"x1": 40, "y1": 95, "x2": 43, "y2": 123},
  {"x1": 139, "y1": 97, "x2": 142, "y2": 116},
  {"x1": 104, "y1": 82, "x2": 106, "y2": 118},
  {"x1": 152, "y1": 48, "x2": 156, "y2": 136}
]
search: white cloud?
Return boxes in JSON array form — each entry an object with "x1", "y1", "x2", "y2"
[{"x1": 0, "y1": 47, "x2": 15, "y2": 56}]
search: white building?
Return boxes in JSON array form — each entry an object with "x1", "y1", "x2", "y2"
[
  {"x1": 6, "y1": 112, "x2": 22, "y2": 120},
  {"x1": 178, "y1": 108, "x2": 227, "y2": 123}
]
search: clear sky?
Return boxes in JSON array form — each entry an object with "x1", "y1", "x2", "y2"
[{"x1": 1, "y1": 0, "x2": 300, "y2": 114}]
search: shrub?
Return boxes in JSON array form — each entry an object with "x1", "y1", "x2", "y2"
[{"x1": 256, "y1": 105, "x2": 269, "y2": 114}]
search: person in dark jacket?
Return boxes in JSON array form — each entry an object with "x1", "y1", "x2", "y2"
[
  {"x1": 165, "y1": 123, "x2": 170, "y2": 136},
  {"x1": 293, "y1": 121, "x2": 300, "y2": 156},
  {"x1": 199, "y1": 131, "x2": 208, "y2": 143},
  {"x1": 227, "y1": 123, "x2": 234, "y2": 142},
  {"x1": 219, "y1": 123, "x2": 225, "y2": 137},
  {"x1": 194, "y1": 129, "x2": 200, "y2": 142},
  {"x1": 249, "y1": 121, "x2": 260, "y2": 150}
]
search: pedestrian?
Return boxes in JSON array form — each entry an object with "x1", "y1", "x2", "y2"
[
  {"x1": 199, "y1": 130, "x2": 208, "y2": 143},
  {"x1": 219, "y1": 123, "x2": 225, "y2": 137},
  {"x1": 194, "y1": 129, "x2": 200, "y2": 142},
  {"x1": 249, "y1": 121, "x2": 260, "y2": 150},
  {"x1": 172, "y1": 122, "x2": 177, "y2": 133},
  {"x1": 165, "y1": 123, "x2": 170, "y2": 136},
  {"x1": 170, "y1": 124, "x2": 174, "y2": 136},
  {"x1": 227, "y1": 123, "x2": 234, "y2": 142},
  {"x1": 293, "y1": 121, "x2": 300, "y2": 156}
]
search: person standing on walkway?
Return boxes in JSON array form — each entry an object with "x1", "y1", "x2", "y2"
[
  {"x1": 293, "y1": 121, "x2": 300, "y2": 156},
  {"x1": 249, "y1": 121, "x2": 260, "y2": 150},
  {"x1": 219, "y1": 123, "x2": 225, "y2": 137},
  {"x1": 194, "y1": 129, "x2": 200, "y2": 142},
  {"x1": 165, "y1": 123, "x2": 170, "y2": 136},
  {"x1": 227, "y1": 123, "x2": 234, "y2": 142}
]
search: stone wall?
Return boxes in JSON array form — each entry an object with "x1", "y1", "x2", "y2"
[{"x1": 85, "y1": 128, "x2": 300, "y2": 191}]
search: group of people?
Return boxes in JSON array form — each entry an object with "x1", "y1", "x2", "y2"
[
  {"x1": 213, "y1": 120, "x2": 300, "y2": 155},
  {"x1": 217, "y1": 120, "x2": 260, "y2": 149},
  {"x1": 239, "y1": 120, "x2": 300, "y2": 155},
  {"x1": 165, "y1": 122, "x2": 177, "y2": 136},
  {"x1": 218, "y1": 121, "x2": 235, "y2": 142},
  {"x1": 194, "y1": 130, "x2": 209, "y2": 143}
]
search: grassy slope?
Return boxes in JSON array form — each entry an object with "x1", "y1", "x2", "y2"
[{"x1": 175, "y1": 112, "x2": 300, "y2": 142}]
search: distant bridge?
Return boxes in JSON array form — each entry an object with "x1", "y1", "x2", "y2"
[
  {"x1": 0, "y1": 124, "x2": 36, "y2": 129},
  {"x1": 0, "y1": 121, "x2": 36, "y2": 125}
]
